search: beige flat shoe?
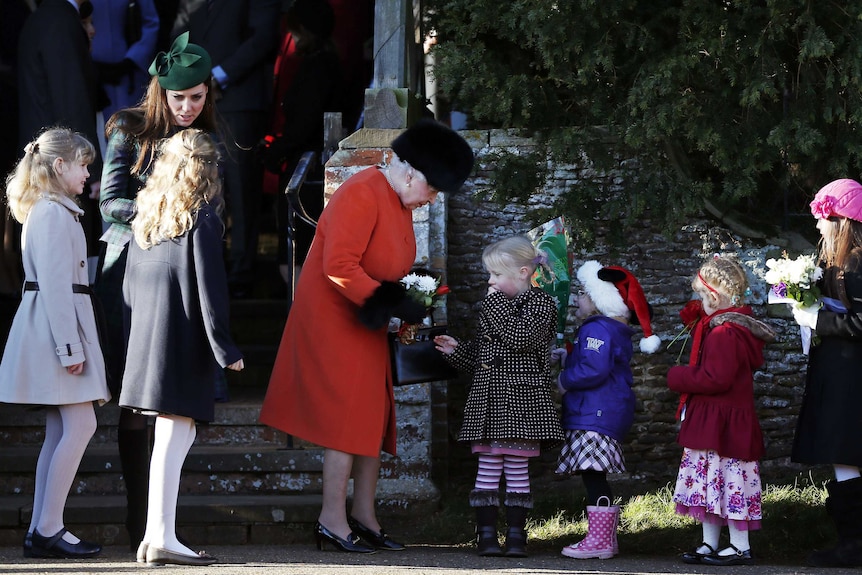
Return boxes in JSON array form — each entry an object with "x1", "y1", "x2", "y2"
[
  {"x1": 136, "y1": 541, "x2": 148, "y2": 563},
  {"x1": 145, "y1": 545, "x2": 217, "y2": 566}
]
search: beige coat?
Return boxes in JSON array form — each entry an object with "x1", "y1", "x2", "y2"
[{"x1": 0, "y1": 195, "x2": 110, "y2": 406}]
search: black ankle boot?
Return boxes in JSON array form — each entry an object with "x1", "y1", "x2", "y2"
[
  {"x1": 808, "y1": 478, "x2": 862, "y2": 567},
  {"x1": 503, "y1": 493, "x2": 532, "y2": 558},
  {"x1": 470, "y1": 489, "x2": 502, "y2": 557},
  {"x1": 118, "y1": 426, "x2": 150, "y2": 551}
]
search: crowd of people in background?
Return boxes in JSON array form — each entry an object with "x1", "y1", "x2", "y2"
[{"x1": 0, "y1": 0, "x2": 374, "y2": 300}]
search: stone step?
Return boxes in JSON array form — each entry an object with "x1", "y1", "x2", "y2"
[
  {"x1": 0, "y1": 444, "x2": 326, "y2": 497},
  {"x1": 0, "y1": 493, "x2": 325, "y2": 547},
  {"x1": 0, "y1": 398, "x2": 306, "y2": 448}
]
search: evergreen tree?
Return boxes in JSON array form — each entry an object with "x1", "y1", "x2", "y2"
[{"x1": 427, "y1": 1, "x2": 862, "y2": 243}]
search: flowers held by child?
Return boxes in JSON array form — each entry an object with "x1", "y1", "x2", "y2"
[
  {"x1": 764, "y1": 252, "x2": 823, "y2": 354},
  {"x1": 764, "y1": 252, "x2": 823, "y2": 309},
  {"x1": 397, "y1": 273, "x2": 449, "y2": 343}
]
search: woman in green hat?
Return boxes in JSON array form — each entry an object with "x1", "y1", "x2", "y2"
[{"x1": 94, "y1": 31, "x2": 218, "y2": 558}]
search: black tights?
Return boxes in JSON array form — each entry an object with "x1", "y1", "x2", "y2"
[{"x1": 581, "y1": 469, "x2": 611, "y2": 506}]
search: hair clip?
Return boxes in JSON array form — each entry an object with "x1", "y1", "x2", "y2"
[
  {"x1": 532, "y1": 251, "x2": 549, "y2": 266},
  {"x1": 24, "y1": 142, "x2": 39, "y2": 155}
]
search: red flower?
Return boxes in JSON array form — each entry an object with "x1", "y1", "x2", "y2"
[
  {"x1": 679, "y1": 299, "x2": 704, "y2": 328},
  {"x1": 435, "y1": 285, "x2": 450, "y2": 296}
]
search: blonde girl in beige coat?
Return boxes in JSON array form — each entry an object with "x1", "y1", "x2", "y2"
[{"x1": 0, "y1": 128, "x2": 110, "y2": 559}]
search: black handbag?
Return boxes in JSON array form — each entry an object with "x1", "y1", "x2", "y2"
[{"x1": 390, "y1": 325, "x2": 459, "y2": 386}]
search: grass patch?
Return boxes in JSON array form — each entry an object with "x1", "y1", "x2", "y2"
[{"x1": 407, "y1": 470, "x2": 835, "y2": 564}]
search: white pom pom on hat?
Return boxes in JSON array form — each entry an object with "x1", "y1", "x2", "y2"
[{"x1": 576, "y1": 260, "x2": 661, "y2": 354}]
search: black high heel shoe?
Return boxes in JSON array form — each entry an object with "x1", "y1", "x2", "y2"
[
  {"x1": 348, "y1": 516, "x2": 405, "y2": 551},
  {"x1": 23, "y1": 532, "x2": 33, "y2": 558},
  {"x1": 314, "y1": 522, "x2": 376, "y2": 553}
]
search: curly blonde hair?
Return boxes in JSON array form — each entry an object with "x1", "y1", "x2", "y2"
[
  {"x1": 694, "y1": 255, "x2": 750, "y2": 306},
  {"x1": 5, "y1": 128, "x2": 95, "y2": 223},
  {"x1": 132, "y1": 129, "x2": 223, "y2": 249}
]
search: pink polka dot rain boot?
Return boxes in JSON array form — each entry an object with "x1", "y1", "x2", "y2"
[{"x1": 561, "y1": 496, "x2": 619, "y2": 560}]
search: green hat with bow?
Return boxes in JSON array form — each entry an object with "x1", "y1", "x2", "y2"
[{"x1": 148, "y1": 32, "x2": 212, "y2": 90}]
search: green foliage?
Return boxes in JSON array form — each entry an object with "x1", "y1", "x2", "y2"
[{"x1": 426, "y1": 0, "x2": 862, "y2": 243}]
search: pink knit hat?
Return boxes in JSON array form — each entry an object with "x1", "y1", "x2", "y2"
[{"x1": 810, "y1": 179, "x2": 862, "y2": 222}]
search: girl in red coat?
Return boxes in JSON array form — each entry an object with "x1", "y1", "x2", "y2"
[{"x1": 668, "y1": 255, "x2": 775, "y2": 567}]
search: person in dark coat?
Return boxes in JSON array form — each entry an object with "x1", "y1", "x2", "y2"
[
  {"x1": 435, "y1": 235, "x2": 564, "y2": 558},
  {"x1": 95, "y1": 31, "x2": 220, "y2": 552},
  {"x1": 17, "y1": 0, "x2": 103, "y2": 268},
  {"x1": 791, "y1": 178, "x2": 862, "y2": 568},
  {"x1": 120, "y1": 128, "x2": 243, "y2": 567},
  {"x1": 262, "y1": 0, "x2": 343, "y2": 286},
  {"x1": 172, "y1": 0, "x2": 281, "y2": 297}
]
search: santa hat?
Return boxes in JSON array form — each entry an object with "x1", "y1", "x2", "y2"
[{"x1": 577, "y1": 261, "x2": 661, "y2": 354}]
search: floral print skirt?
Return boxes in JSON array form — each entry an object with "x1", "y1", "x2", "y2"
[{"x1": 672, "y1": 448, "x2": 762, "y2": 531}]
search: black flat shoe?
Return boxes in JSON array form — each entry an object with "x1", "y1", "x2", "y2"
[
  {"x1": 23, "y1": 532, "x2": 33, "y2": 558},
  {"x1": 30, "y1": 528, "x2": 101, "y2": 559},
  {"x1": 681, "y1": 541, "x2": 716, "y2": 564},
  {"x1": 314, "y1": 522, "x2": 376, "y2": 553},
  {"x1": 700, "y1": 545, "x2": 755, "y2": 566},
  {"x1": 348, "y1": 516, "x2": 405, "y2": 551}
]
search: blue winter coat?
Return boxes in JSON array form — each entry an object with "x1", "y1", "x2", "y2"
[{"x1": 559, "y1": 315, "x2": 636, "y2": 441}]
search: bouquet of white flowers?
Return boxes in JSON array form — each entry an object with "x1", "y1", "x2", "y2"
[
  {"x1": 764, "y1": 252, "x2": 823, "y2": 353},
  {"x1": 396, "y1": 272, "x2": 449, "y2": 343},
  {"x1": 764, "y1": 252, "x2": 823, "y2": 308},
  {"x1": 400, "y1": 272, "x2": 448, "y2": 307}
]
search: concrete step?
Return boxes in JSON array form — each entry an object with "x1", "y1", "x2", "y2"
[{"x1": 0, "y1": 493, "x2": 324, "y2": 547}]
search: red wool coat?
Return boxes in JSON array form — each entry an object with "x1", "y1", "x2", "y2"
[
  {"x1": 259, "y1": 167, "x2": 415, "y2": 457},
  {"x1": 667, "y1": 308, "x2": 775, "y2": 461}
]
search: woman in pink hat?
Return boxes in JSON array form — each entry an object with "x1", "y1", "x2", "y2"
[{"x1": 791, "y1": 178, "x2": 862, "y2": 568}]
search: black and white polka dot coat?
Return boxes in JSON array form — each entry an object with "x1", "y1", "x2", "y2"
[{"x1": 447, "y1": 287, "x2": 564, "y2": 446}]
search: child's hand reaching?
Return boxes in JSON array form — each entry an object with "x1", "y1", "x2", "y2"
[
  {"x1": 551, "y1": 347, "x2": 568, "y2": 366},
  {"x1": 434, "y1": 334, "x2": 458, "y2": 355}
]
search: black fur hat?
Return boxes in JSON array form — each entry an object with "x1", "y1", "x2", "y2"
[{"x1": 390, "y1": 119, "x2": 474, "y2": 193}]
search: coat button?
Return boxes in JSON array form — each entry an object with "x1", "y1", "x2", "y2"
[{"x1": 80, "y1": 261, "x2": 85, "y2": 267}]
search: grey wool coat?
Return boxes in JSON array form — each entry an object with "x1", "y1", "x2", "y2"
[
  {"x1": 119, "y1": 205, "x2": 241, "y2": 422},
  {"x1": 447, "y1": 287, "x2": 564, "y2": 446},
  {"x1": 0, "y1": 196, "x2": 110, "y2": 406}
]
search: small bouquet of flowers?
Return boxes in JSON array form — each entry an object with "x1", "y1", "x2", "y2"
[
  {"x1": 764, "y1": 251, "x2": 823, "y2": 353},
  {"x1": 397, "y1": 272, "x2": 450, "y2": 343}
]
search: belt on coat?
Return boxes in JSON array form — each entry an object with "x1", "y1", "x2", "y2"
[
  {"x1": 23, "y1": 281, "x2": 108, "y2": 364},
  {"x1": 23, "y1": 281, "x2": 93, "y2": 295}
]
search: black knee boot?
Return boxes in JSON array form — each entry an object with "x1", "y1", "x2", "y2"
[
  {"x1": 470, "y1": 489, "x2": 502, "y2": 557},
  {"x1": 808, "y1": 477, "x2": 862, "y2": 567},
  {"x1": 118, "y1": 426, "x2": 150, "y2": 551},
  {"x1": 504, "y1": 492, "x2": 532, "y2": 558}
]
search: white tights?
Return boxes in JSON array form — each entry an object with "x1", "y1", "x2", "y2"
[
  {"x1": 29, "y1": 403, "x2": 97, "y2": 543},
  {"x1": 142, "y1": 415, "x2": 196, "y2": 556}
]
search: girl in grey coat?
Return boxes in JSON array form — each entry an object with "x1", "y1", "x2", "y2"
[{"x1": 0, "y1": 128, "x2": 109, "y2": 559}]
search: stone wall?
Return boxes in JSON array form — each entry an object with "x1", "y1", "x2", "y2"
[{"x1": 442, "y1": 129, "x2": 813, "y2": 485}]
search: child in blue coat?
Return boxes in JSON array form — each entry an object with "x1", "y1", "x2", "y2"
[{"x1": 555, "y1": 261, "x2": 659, "y2": 560}]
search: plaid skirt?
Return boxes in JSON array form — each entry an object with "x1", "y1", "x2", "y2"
[{"x1": 555, "y1": 430, "x2": 626, "y2": 475}]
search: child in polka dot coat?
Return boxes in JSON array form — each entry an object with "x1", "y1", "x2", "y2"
[
  {"x1": 435, "y1": 235, "x2": 564, "y2": 558},
  {"x1": 554, "y1": 261, "x2": 660, "y2": 560}
]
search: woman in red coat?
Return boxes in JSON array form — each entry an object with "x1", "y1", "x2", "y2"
[{"x1": 260, "y1": 120, "x2": 473, "y2": 553}]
